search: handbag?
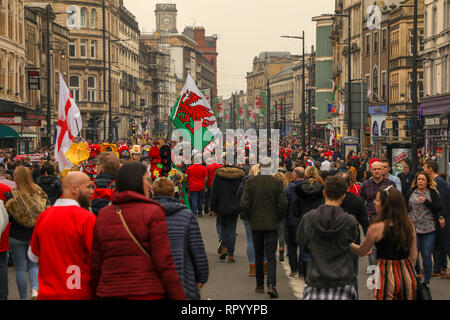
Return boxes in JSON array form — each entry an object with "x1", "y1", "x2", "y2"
[
  {"x1": 416, "y1": 277, "x2": 432, "y2": 300},
  {"x1": 115, "y1": 205, "x2": 150, "y2": 258}
]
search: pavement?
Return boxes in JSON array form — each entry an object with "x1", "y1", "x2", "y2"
[{"x1": 5, "y1": 213, "x2": 450, "y2": 300}]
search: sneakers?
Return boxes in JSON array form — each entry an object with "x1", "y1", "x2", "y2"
[
  {"x1": 31, "y1": 288, "x2": 38, "y2": 300},
  {"x1": 289, "y1": 272, "x2": 297, "y2": 278},
  {"x1": 255, "y1": 286, "x2": 264, "y2": 293},
  {"x1": 264, "y1": 262, "x2": 268, "y2": 275},
  {"x1": 219, "y1": 248, "x2": 228, "y2": 261},
  {"x1": 432, "y1": 272, "x2": 441, "y2": 278},
  {"x1": 267, "y1": 286, "x2": 279, "y2": 298}
]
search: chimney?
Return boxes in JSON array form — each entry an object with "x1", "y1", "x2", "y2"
[{"x1": 193, "y1": 26, "x2": 206, "y2": 45}]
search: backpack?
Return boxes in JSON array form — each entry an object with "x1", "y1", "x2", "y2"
[
  {"x1": 37, "y1": 176, "x2": 62, "y2": 205},
  {"x1": 92, "y1": 180, "x2": 116, "y2": 202}
]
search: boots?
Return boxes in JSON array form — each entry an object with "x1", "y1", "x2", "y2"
[
  {"x1": 219, "y1": 248, "x2": 228, "y2": 261},
  {"x1": 279, "y1": 248, "x2": 285, "y2": 262},
  {"x1": 228, "y1": 255, "x2": 236, "y2": 263},
  {"x1": 264, "y1": 262, "x2": 268, "y2": 275},
  {"x1": 248, "y1": 264, "x2": 256, "y2": 276}
]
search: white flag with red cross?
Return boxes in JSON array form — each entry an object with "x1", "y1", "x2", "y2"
[{"x1": 55, "y1": 73, "x2": 82, "y2": 171}]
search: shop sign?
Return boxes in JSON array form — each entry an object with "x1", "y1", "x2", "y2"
[{"x1": 0, "y1": 116, "x2": 22, "y2": 125}]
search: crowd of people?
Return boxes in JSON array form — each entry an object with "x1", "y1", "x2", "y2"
[{"x1": 0, "y1": 135, "x2": 448, "y2": 300}]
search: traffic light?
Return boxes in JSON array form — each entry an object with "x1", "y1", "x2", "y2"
[{"x1": 131, "y1": 122, "x2": 136, "y2": 134}]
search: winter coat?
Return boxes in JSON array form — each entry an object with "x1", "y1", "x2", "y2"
[
  {"x1": 91, "y1": 173, "x2": 116, "y2": 215},
  {"x1": 398, "y1": 172, "x2": 415, "y2": 200},
  {"x1": 285, "y1": 180, "x2": 308, "y2": 227},
  {"x1": 91, "y1": 191, "x2": 186, "y2": 300},
  {"x1": 210, "y1": 166, "x2": 245, "y2": 216},
  {"x1": 340, "y1": 192, "x2": 369, "y2": 244},
  {"x1": 236, "y1": 175, "x2": 251, "y2": 219},
  {"x1": 295, "y1": 180, "x2": 324, "y2": 220},
  {"x1": 154, "y1": 195, "x2": 209, "y2": 300},
  {"x1": 36, "y1": 175, "x2": 62, "y2": 205},
  {"x1": 297, "y1": 204, "x2": 359, "y2": 288},
  {"x1": 240, "y1": 175, "x2": 288, "y2": 231}
]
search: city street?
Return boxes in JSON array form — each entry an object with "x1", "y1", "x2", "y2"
[{"x1": 6, "y1": 213, "x2": 450, "y2": 300}]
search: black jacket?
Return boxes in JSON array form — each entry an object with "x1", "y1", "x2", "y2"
[
  {"x1": 36, "y1": 175, "x2": 62, "y2": 205},
  {"x1": 297, "y1": 204, "x2": 359, "y2": 288},
  {"x1": 340, "y1": 192, "x2": 369, "y2": 244},
  {"x1": 406, "y1": 187, "x2": 442, "y2": 246},
  {"x1": 210, "y1": 166, "x2": 245, "y2": 216},
  {"x1": 398, "y1": 172, "x2": 415, "y2": 200},
  {"x1": 92, "y1": 173, "x2": 116, "y2": 215},
  {"x1": 294, "y1": 180, "x2": 324, "y2": 219}
]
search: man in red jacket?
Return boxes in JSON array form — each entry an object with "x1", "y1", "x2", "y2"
[
  {"x1": 186, "y1": 162, "x2": 208, "y2": 217},
  {"x1": 0, "y1": 182, "x2": 12, "y2": 300},
  {"x1": 28, "y1": 172, "x2": 96, "y2": 300}
]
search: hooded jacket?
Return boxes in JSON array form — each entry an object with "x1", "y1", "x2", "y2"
[
  {"x1": 295, "y1": 180, "x2": 324, "y2": 219},
  {"x1": 297, "y1": 204, "x2": 359, "y2": 288},
  {"x1": 285, "y1": 179, "x2": 308, "y2": 226},
  {"x1": 210, "y1": 166, "x2": 245, "y2": 216},
  {"x1": 91, "y1": 172, "x2": 116, "y2": 215},
  {"x1": 91, "y1": 191, "x2": 186, "y2": 300},
  {"x1": 36, "y1": 175, "x2": 62, "y2": 205},
  {"x1": 154, "y1": 195, "x2": 209, "y2": 300}
]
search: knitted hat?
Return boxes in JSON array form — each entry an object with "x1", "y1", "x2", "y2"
[{"x1": 369, "y1": 158, "x2": 380, "y2": 170}]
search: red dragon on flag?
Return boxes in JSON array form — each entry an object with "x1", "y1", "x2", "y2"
[{"x1": 175, "y1": 90, "x2": 216, "y2": 134}]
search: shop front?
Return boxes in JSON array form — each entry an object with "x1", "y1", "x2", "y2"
[
  {"x1": 0, "y1": 124, "x2": 38, "y2": 154},
  {"x1": 369, "y1": 105, "x2": 388, "y2": 157}
]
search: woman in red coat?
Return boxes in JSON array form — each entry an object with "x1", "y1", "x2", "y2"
[{"x1": 91, "y1": 162, "x2": 186, "y2": 300}]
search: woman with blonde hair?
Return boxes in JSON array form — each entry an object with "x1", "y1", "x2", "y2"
[
  {"x1": 5, "y1": 166, "x2": 48, "y2": 299},
  {"x1": 406, "y1": 171, "x2": 442, "y2": 287},
  {"x1": 285, "y1": 171, "x2": 294, "y2": 184},
  {"x1": 273, "y1": 172, "x2": 288, "y2": 261},
  {"x1": 305, "y1": 166, "x2": 324, "y2": 186}
]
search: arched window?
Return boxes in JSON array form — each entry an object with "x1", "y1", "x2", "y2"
[
  {"x1": 373, "y1": 67, "x2": 379, "y2": 96},
  {"x1": 67, "y1": 6, "x2": 79, "y2": 28},
  {"x1": 88, "y1": 76, "x2": 96, "y2": 102},
  {"x1": 373, "y1": 121, "x2": 379, "y2": 136},
  {"x1": 80, "y1": 8, "x2": 87, "y2": 27},
  {"x1": 381, "y1": 120, "x2": 388, "y2": 136},
  {"x1": 69, "y1": 75, "x2": 80, "y2": 102},
  {"x1": 91, "y1": 9, "x2": 96, "y2": 28}
]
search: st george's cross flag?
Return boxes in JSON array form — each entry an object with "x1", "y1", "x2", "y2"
[
  {"x1": 55, "y1": 73, "x2": 82, "y2": 171},
  {"x1": 170, "y1": 73, "x2": 219, "y2": 152}
]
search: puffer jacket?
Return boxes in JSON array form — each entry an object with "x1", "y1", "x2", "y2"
[
  {"x1": 210, "y1": 166, "x2": 245, "y2": 216},
  {"x1": 154, "y1": 195, "x2": 209, "y2": 300},
  {"x1": 91, "y1": 191, "x2": 186, "y2": 300}
]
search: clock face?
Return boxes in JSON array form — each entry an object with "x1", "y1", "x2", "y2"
[{"x1": 163, "y1": 17, "x2": 171, "y2": 25}]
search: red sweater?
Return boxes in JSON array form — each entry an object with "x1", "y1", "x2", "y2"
[{"x1": 91, "y1": 191, "x2": 186, "y2": 300}]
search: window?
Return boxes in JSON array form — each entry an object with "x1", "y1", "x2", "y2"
[
  {"x1": 381, "y1": 71, "x2": 387, "y2": 99},
  {"x1": 374, "y1": 31, "x2": 378, "y2": 52},
  {"x1": 424, "y1": 10, "x2": 428, "y2": 38},
  {"x1": 80, "y1": 40, "x2": 87, "y2": 58},
  {"x1": 80, "y1": 8, "x2": 87, "y2": 27},
  {"x1": 67, "y1": 6, "x2": 78, "y2": 28},
  {"x1": 382, "y1": 29, "x2": 387, "y2": 51},
  {"x1": 69, "y1": 75, "x2": 80, "y2": 102},
  {"x1": 373, "y1": 67, "x2": 378, "y2": 96},
  {"x1": 90, "y1": 40, "x2": 96, "y2": 58},
  {"x1": 69, "y1": 40, "x2": 75, "y2": 57},
  {"x1": 393, "y1": 121, "x2": 399, "y2": 137},
  {"x1": 366, "y1": 34, "x2": 370, "y2": 55},
  {"x1": 419, "y1": 29, "x2": 425, "y2": 52},
  {"x1": 432, "y1": 7, "x2": 437, "y2": 36},
  {"x1": 88, "y1": 76, "x2": 96, "y2": 102},
  {"x1": 91, "y1": 9, "x2": 96, "y2": 28}
]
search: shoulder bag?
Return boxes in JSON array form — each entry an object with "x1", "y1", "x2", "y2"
[{"x1": 115, "y1": 205, "x2": 150, "y2": 258}]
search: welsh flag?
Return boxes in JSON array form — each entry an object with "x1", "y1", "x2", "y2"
[
  {"x1": 170, "y1": 74, "x2": 219, "y2": 152},
  {"x1": 331, "y1": 80, "x2": 339, "y2": 101},
  {"x1": 245, "y1": 105, "x2": 250, "y2": 122},
  {"x1": 255, "y1": 90, "x2": 267, "y2": 117},
  {"x1": 212, "y1": 97, "x2": 223, "y2": 118},
  {"x1": 237, "y1": 103, "x2": 244, "y2": 121}
]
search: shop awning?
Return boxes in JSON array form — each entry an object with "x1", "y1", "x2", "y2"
[
  {"x1": 0, "y1": 125, "x2": 37, "y2": 138},
  {"x1": 439, "y1": 107, "x2": 450, "y2": 119}
]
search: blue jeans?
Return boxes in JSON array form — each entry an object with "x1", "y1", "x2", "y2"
[
  {"x1": 416, "y1": 232, "x2": 436, "y2": 285},
  {"x1": 9, "y1": 238, "x2": 39, "y2": 300},
  {"x1": 216, "y1": 215, "x2": 222, "y2": 241},
  {"x1": 219, "y1": 215, "x2": 238, "y2": 256},
  {"x1": 0, "y1": 251, "x2": 8, "y2": 299},
  {"x1": 189, "y1": 191, "x2": 203, "y2": 216}
]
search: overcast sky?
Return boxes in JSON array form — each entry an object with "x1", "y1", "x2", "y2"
[{"x1": 124, "y1": 0, "x2": 335, "y2": 98}]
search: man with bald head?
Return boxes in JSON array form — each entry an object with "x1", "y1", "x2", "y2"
[
  {"x1": 360, "y1": 160, "x2": 396, "y2": 267},
  {"x1": 284, "y1": 166, "x2": 307, "y2": 277},
  {"x1": 28, "y1": 172, "x2": 96, "y2": 299}
]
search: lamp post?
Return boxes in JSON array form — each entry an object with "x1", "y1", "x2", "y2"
[
  {"x1": 333, "y1": 12, "x2": 351, "y2": 136},
  {"x1": 282, "y1": 31, "x2": 305, "y2": 148}
]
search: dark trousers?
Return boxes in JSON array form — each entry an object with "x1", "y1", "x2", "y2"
[
  {"x1": 434, "y1": 218, "x2": 450, "y2": 272},
  {"x1": 285, "y1": 224, "x2": 301, "y2": 274},
  {"x1": 252, "y1": 230, "x2": 278, "y2": 288},
  {"x1": 203, "y1": 186, "x2": 211, "y2": 213},
  {"x1": 189, "y1": 191, "x2": 203, "y2": 216},
  {"x1": 0, "y1": 251, "x2": 8, "y2": 300},
  {"x1": 352, "y1": 252, "x2": 359, "y2": 296},
  {"x1": 219, "y1": 215, "x2": 238, "y2": 256}
]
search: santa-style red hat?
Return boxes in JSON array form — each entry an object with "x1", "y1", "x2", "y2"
[{"x1": 369, "y1": 158, "x2": 381, "y2": 170}]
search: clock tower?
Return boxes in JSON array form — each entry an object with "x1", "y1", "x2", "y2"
[{"x1": 155, "y1": 3, "x2": 178, "y2": 33}]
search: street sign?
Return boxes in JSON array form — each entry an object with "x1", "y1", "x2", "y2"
[{"x1": 27, "y1": 70, "x2": 41, "y2": 90}]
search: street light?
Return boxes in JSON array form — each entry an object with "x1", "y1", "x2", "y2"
[
  {"x1": 281, "y1": 31, "x2": 305, "y2": 148},
  {"x1": 332, "y1": 12, "x2": 352, "y2": 137}
]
